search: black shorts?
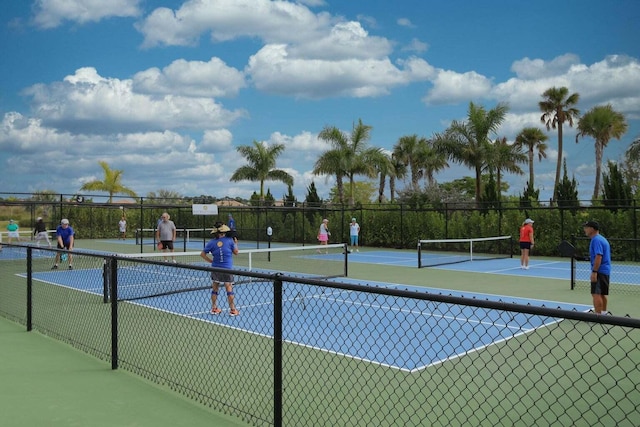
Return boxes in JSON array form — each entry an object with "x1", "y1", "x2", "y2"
[
  {"x1": 211, "y1": 271, "x2": 234, "y2": 284},
  {"x1": 591, "y1": 273, "x2": 610, "y2": 295},
  {"x1": 519, "y1": 242, "x2": 532, "y2": 250},
  {"x1": 160, "y1": 240, "x2": 174, "y2": 250},
  {"x1": 57, "y1": 242, "x2": 71, "y2": 250}
]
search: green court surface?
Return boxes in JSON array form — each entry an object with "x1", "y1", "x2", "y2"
[{"x1": 0, "y1": 316, "x2": 250, "y2": 427}]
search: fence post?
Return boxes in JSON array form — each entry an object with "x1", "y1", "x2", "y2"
[
  {"x1": 273, "y1": 276, "x2": 283, "y2": 427},
  {"x1": 109, "y1": 257, "x2": 119, "y2": 370},
  {"x1": 27, "y1": 247, "x2": 33, "y2": 331}
]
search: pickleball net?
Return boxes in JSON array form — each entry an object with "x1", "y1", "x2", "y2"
[
  {"x1": 107, "y1": 243, "x2": 348, "y2": 301},
  {"x1": 418, "y1": 235, "x2": 513, "y2": 268}
]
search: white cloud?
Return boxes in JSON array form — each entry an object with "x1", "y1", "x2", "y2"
[
  {"x1": 424, "y1": 69, "x2": 493, "y2": 105},
  {"x1": 397, "y1": 18, "x2": 416, "y2": 28},
  {"x1": 401, "y1": 38, "x2": 429, "y2": 53},
  {"x1": 247, "y1": 45, "x2": 431, "y2": 98},
  {"x1": 200, "y1": 129, "x2": 234, "y2": 151},
  {"x1": 33, "y1": 0, "x2": 141, "y2": 29},
  {"x1": 511, "y1": 54, "x2": 581, "y2": 80},
  {"x1": 287, "y1": 21, "x2": 393, "y2": 60},
  {"x1": 136, "y1": 0, "x2": 333, "y2": 48},
  {"x1": 132, "y1": 57, "x2": 246, "y2": 98},
  {"x1": 23, "y1": 67, "x2": 246, "y2": 134}
]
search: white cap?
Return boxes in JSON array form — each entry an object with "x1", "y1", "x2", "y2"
[
  {"x1": 61, "y1": 218, "x2": 69, "y2": 225},
  {"x1": 524, "y1": 218, "x2": 534, "y2": 224},
  {"x1": 37, "y1": 217, "x2": 42, "y2": 221}
]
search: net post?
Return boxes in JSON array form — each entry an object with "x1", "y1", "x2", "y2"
[
  {"x1": 570, "y1": 256, "x2": 576, "y2": 290},
  {"x1": 273, "y1": 276, "x2": 283, "y2": 427},
  {"x1": 470, "y1": 241, "x2": 474, "y2": 261},
  {"x1": 417, "y1": 241, "x2": 422, "y2": 268},
  {"x1": 102, "y1": 258, "x2": 109, "y2": 303},
  {"x1": 343, "y1": 243, "x2": 348, "y2": 277}
]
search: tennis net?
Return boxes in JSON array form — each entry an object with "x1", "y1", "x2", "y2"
[
  {"x1": 134, "y1": 228, "x2": 214, "y2": 246},
  {"x1": 418, "y1": 235, "x2": 513, "y2": 268},
  {"x1": 109, "y1": 243, "x2": 348, "y2": 301}
]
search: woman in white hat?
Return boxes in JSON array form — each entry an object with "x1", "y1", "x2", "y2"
[{"x1": 519, "y1": 218, "x2": 535, "y2": 270}]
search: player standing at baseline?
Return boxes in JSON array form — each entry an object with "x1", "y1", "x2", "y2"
[
  {"x1": 349, "y1": 217, "x2": 360, "y2": 252},
  {"x1": 34, "y1": 217, "x2": 52, "y2": 247}
]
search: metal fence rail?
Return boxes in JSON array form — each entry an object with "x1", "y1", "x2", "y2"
[{"x1": 1, "y1": 244, "x2": 639, "y2": 427}]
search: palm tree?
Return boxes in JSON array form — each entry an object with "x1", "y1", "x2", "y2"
[
  {"x1": 375, "y1": 151, "x2": 393, "y2": 203},
  {"x1": 575, "y1": 104, "x2": 628, "y2": 199},
  {"x1": 434, "y1": 102, "x2": 509, "y2": 206},
  {"x1": 230, "y1": 140, "x2": 293, "y2": 202},
  {"x1": 539, "y1": 86, "x2": 580, "y2": 202},
  {"x1": 80, "y1": 161, "x2": 138, "y2": 203},
  {"x1": 393, "y1": 135, "x2": 427, "y2": 192},
  {"x1": 419, "y1": 138, "x2": 449, "y2": 187},
  {"x1": 487, "y1": 137, "x2": 526, "y2": 200},
  {"x1": 514, "y1": 127, "x2": 549, "y2": 189},
  {"x1": 389, "y1": 153, "x2": 407, "y2": 203},
  {"x1": 627, "y1": 137, "x2": 640, "y2": 162},
  {"x1": 314, "y1": 119, "x2": 384, "y2": 206}
]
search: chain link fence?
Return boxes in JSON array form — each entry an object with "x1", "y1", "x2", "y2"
[{"x1": 1, "y1": 243, "x2": 639, "y2": 427}]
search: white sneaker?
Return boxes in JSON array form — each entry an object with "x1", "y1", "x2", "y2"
[{"x1": 524, "y1": 266, "x2": 529, "y2": 270}]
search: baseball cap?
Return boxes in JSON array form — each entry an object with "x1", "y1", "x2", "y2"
[
  {"x1": 37, "y1": 217, "x2": 42, "y2": 221},
  {"x1": 582, "y1": 220, "x2": 599, "y2": 230},
  {"x1": 61, "y1": 218, "x2": 69, "y2": 225},
  {"x1": 351, "y1": 218, "x2": 356, "y2": 221},
  {"x1": 524, "y1": 218, "x2": 534, "y2": 224}
]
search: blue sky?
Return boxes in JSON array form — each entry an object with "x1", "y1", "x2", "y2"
[{"x1": 1, "y1": 0, "x2": 639, "y2": 202}]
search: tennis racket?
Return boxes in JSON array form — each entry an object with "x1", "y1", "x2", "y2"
[{"x1": 61, "y1": 252, "x2": 68, "y2": 262}]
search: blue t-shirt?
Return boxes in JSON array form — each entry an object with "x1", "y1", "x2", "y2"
[
  {"x1": 589, "y1": 234, "x2": 611, "y2": 275},
  {"x1": 203, "y1": 236, "x2": 236, "y2": 269},
  {"x1": 228, "y1": 218, "x2": 236, "y2": 230},
  {"x1": 56, "y1": 225, "x2": 74, "y2": 245}
]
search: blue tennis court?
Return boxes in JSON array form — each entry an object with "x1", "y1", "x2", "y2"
[{"x1": 25, "y1": 258, "x2": 591, "y2": 373}]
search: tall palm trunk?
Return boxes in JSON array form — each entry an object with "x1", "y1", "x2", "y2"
[
  {"x1": 528, "y1": 147, "x2": 535, "y2": 187},
  {"x1": 378, "y1": 173, "x2": 386, "y2": 203},
  {"x1": 554, "y1": 124, "x2": 564, "y2": 201},
  {"x1": 389, "y1": 176, "x2": 396, "y2": 202},
  {"x1": 594, "y1": 140, "x2": 604, "y2": 200}
]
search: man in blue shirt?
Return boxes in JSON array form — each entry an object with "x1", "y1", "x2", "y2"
[
  {"x1": 583, "y1": 221, "x2": 611, "y2": 315},
  {"x1": 52, "y1": 218, "x2": 74, "y2": 270},
  {"x1": 200, "y1": 223, "x2": 240, "y2": 316}
]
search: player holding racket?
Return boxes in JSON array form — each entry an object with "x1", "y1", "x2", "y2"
[
  {"x1": 52, "y1": 219, "x2": 74, "y2": 270},
  {"x1": 200, "y1": 223, "x2": 240, "y2": 316}
]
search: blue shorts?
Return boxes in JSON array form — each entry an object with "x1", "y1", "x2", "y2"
[{"x1": 350, "y1": 235, "x2": 359, "y2": 245}]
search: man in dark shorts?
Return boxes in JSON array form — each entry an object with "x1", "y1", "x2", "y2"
[
  {"x1": 156, "y1": 212, "x2": 177, "y2": 262},
  {"x1": 583, "y1": 221, "x2": 611, "y2": 315}
]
